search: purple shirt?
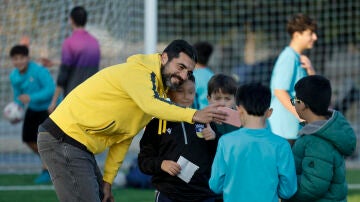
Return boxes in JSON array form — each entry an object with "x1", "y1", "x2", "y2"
[{"x1": 58, "y1": 29, "x2": 100, "y2": 95}]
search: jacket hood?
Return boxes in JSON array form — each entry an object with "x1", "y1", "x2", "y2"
[
  {"x1": 127, "y1": 53, "x2": 165, "y2": 91},
  {"x1": 299, "y1": 110, "x2": 356, "y2": 156}
]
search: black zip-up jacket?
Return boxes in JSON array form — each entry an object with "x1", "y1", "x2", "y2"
[{"x1": 138, "y1": 118, "x2": 220, "y2": 201}]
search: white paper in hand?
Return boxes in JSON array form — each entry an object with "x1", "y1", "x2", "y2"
[{"x1": 176, "y1": 156, "x2": 199, "y2": 183}]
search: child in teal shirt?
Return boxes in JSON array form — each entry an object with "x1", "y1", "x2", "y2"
[
  {"x1": 209, "y1": 83, "x2": 297, "y2": 202},
  {"x1": 9, "y1": 45, "x2": 55, "y2": 184}
]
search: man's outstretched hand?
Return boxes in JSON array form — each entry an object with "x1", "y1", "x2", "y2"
[{"x1": 192, "y1": 103, "x2": 227, "y2": 124}]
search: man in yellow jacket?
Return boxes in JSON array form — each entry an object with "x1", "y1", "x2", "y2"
[{"x1": 37, "y1": 39, "x2": 226, "y2": 202}]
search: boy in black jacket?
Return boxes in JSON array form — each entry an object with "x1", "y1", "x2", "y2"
[{"x1": 138, "y1": 75, "x2": 218, "y2": 202}]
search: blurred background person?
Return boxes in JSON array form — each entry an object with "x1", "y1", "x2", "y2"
[
  {"x1": 268, "y1": 13, "x2": 317, "y2": 145},
  {"x1": 48, "y1": 6, "x2": 100, "y2": 113},
  {"x1": 9, "y1": 45, "x2": 55, "y2": 184},
  {"x1": 192, "y1": 41, "x2": 214, "y2": 110}
]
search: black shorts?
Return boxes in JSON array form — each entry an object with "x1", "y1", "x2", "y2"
[{"x1": 22, "y1": 108, "x2": 49, "y2": 143}]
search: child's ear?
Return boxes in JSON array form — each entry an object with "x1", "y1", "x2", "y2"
[
  {"x1": 265, "y1": 108, "x2": 273, "y2": 119},
  {"x1": 298, "y1": 102, "x2": 308, "y2": 111},
  {"x1": 236, "y1": 105, "x2": 244, "y2": 115},
  {"x1": 236, "y1": 105, "x2": 246, "y2": 123}
]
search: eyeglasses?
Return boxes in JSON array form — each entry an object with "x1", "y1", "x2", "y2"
[{"x1": 290, "y1": 97, "x2": 302, "y2": 106}]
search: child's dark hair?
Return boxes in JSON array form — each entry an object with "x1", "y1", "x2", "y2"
[
  {"x1": 10, "y1": 45, "x2": 29, "y2": 57},
  {"x1": 287, "y1": 13, "x2": 317, "y2": 37},
  {"x1": 188, "y1": 73, "x2": 195, "y2": 83},
  {"x1": 236, "y1": 83, "x2": 271, "y2": 116},
  {"x1": 193, "y1": 41, "x2": 213, "y2": 65},
  {"x1": 70, "y1": 6, "x2": 87, "y2": 27},
  {"x1": 163, "y1": 39, "x2": 198, "y2": 63},
  {"x1": 207, "y1": 74, "x2": 237, "y2": 96},
  {"x1": 295, "y1": 75, "x2": 331, "y2": 116}
]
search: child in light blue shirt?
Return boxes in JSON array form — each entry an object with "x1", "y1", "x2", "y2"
[
  {"x1": 269, "y1": 46, "x2": 306, "y2": 139},
  {"x1": 209, "y1": 83, "x2": 297, "y2": 202},
  {"x1": 268, "y1": 13, "x2": 317, "y2": 144}
]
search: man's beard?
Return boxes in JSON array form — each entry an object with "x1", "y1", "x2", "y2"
[{"x1": 161, "y1": 64, "x2": 184, "y2": 90}]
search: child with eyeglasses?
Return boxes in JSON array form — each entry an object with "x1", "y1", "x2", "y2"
[{"x1": 285, "y1": 75, "x2": 356, "y2": 202}]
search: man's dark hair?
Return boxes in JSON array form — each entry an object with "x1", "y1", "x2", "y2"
[
  {"x1": 163, "y1": 39, "x2": 198, "y2": 63},
  {"x1": 295, "y1": 75, "x2": 331, "y2": 116},
  {"x1": 70, "y1": 6, "x2": 87, "y2": 27},
  {"x1": 10, "y1": 45, "x2": 29, "y2": 57},
  {"x1": 193, "y1": 41, "x2": 213, "y2": 65},
  {"x1": 236, "y1": 83, "x2": 271, "y2": 116},
  {"x1": 287, "y1": 13, "x2": 317, "y2": 37},
  {"x1": 208, "y1": 74, "x2": 237, "y2": 96}
]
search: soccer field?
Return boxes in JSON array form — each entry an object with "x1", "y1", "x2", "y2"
[
  {"x1": 1, "y1": 170, "x2": 360, "y2": 202},
  {"x1": 0, "y1": 174, "x2": 154, "y2": 202},
  {"x1": 0, "y1": 188, "x2": 155, "y2": 202}
]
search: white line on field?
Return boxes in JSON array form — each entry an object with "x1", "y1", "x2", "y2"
[
  {"x1": 349, "y1": 184, "x2": 360, "y2": 189},
  {"x1": 1, "y1": 184, "x2": 360, "y2": 191},
  {"x1": 0, "y1": 185, "x2": 54, "y2": 190}
]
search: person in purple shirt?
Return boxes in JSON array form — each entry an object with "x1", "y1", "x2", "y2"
[{"x1": 48, "y1": 6, "x2": 100, "y2": 112}]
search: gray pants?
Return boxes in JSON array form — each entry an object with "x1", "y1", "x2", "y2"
[{"x1": 37, "y1": 129, "x2": 104, "y2": 202}]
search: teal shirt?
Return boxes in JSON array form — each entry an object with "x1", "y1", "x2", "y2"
[
  {"x1": 10, "y1": 61, "x2": 55, "y2": 111},
  {"x1": 268, "y1": 46, "x2": 307, "y2": 139},
  {"x1": 209, "y1": 128, "x2": 297, "y2": 202}
]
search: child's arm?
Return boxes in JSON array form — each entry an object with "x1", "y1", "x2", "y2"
[
  {"x1": 9, "y1": 73, "x2": 23, "y2": 106},
  {"x1": 277, "y1": 142, "x2": 297, "y2": 200},
  {"x1": 208, "y1": 138, "x2": 226, "y2": 194},
  {"x1": 204, "y1": 122, "x2": 222, "y2": 156},
  {"x1": 272, "y1": 52, "x2": 304, "y2": 121},
  {"x1": 138, "y1": 119, "x2": 165, "y2": 175},
  {"x1": 29, "y1": 67, "x2": 55, "y2": 104},
  {"x1": 274, "y1": 89, "x2": 302, "y2": 121},
  {"x1": 287, "y1": 138, "x2": 333, "y2": 201}
]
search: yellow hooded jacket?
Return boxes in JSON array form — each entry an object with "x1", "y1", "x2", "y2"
[{"x1": 49, "y1": 54, "x2": 196, "y2": 183}]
